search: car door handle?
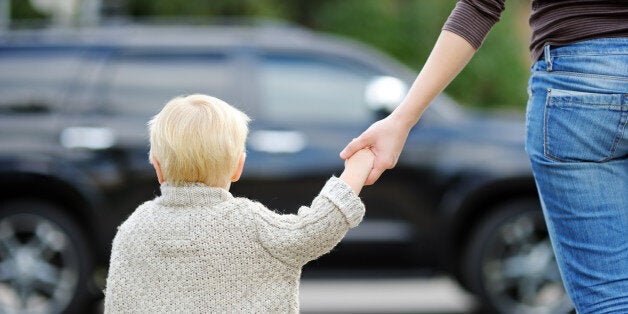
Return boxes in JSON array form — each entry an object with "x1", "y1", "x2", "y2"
[
  {"x1": 60, "y1": 126, "x2": 116, "y2": 150},
  {"x1": 249, "y1": 130, "x2": 306, "y2": 154}
]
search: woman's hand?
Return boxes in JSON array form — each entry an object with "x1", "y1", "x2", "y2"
[{"x1": 340, "y1": 115, "x2": 411, "y2": 185}]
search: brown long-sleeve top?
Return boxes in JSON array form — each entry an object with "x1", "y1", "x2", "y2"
[{"x1": 443, "y1": 0, "x2": 628, "y2": 61}]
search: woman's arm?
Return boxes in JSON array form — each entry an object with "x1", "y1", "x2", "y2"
[{"x1": 340, "y1": 30, "x2": 477, "y2": 185}]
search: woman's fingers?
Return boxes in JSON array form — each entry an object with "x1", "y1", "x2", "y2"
[{"x1": 340, "y1": 136, "x2": 368, "y2": 160}]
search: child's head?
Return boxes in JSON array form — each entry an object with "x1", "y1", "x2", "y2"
[{"x1": 148, "y1": 94, "x2": 250, "y2": 187}]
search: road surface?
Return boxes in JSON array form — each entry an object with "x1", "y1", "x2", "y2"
[{"x1": 300, "y1": 276, "x2": 479, "y2": 314}]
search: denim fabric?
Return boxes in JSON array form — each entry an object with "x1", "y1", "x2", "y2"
[{"x1": 526, "y1": 38, "x2": 628, "y2": 313}]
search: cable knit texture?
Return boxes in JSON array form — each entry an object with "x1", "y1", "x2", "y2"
[{"x1": 104, "y1": 176, "x2": 365, "y2": 313}]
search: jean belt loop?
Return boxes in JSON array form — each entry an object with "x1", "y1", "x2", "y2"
[{"x1": 544, "y1": 45, "x2": 552, "y2": 72}]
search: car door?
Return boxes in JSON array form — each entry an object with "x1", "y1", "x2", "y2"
[
  {"x1": 71, "y1": 48, "x2": 243, "y2": 225},
  {"x1": 234, "y1": 49, "x2": 448, "y2": 270},
  {"x1": 0, "y1": 46, "x2": 82, "y2": 159},
  {"x1": 233, "y1": 51, "x2": 381, "y2": 213}
]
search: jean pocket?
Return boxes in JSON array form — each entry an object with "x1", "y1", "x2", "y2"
[{"x1": 544, "y1": 89, "x2": 628, "y2": 162}]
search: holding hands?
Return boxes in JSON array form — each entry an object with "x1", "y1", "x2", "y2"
[
  {"x1": 340, "y1": 115, "x2": 411, "y2": 185},
  {"x1": 339, "y1": 148, "x2": 375, "y2": 194}
]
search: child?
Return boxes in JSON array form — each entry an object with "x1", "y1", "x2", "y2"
[{"x1": 104, "y1": 94, "x2": 374, "y2": 313}]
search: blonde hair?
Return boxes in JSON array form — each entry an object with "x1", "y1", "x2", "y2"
[{"x1": 148, "y1": 94, "x2": 250, "y2": 186}]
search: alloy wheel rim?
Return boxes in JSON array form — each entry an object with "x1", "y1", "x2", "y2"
[
  {"x1": 482, "y1": 212, "x2": 573, "y2": 313},
  {"x1": 0, "y1": 213, "x2": 79, "y2": 313}
]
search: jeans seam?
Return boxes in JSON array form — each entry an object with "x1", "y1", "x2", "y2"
[
  {"x1": 535, "y1": 71, "x2": 628, "y2": 82},
  {"x1": 609, "y1": 104, "x2": 628, "y2": 160},
  {"x1": 552, "y1": 101, "x2": 624, "y2": 108},
  {"x1": 543, "y1": 90, "x2": 560, "y2": 162},
  {"x1": 550, "y1": 52, "x2": 628, "y2": 58}
]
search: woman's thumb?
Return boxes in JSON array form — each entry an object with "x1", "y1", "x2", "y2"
[{"x1": 340, "y1": 138, "x2": 364, "y2": 160}]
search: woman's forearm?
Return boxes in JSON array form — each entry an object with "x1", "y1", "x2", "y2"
[
  {"x1": 339, "y1": 30, "x2": 478, "y2": 184},
  {"x1": 391, "y1": 30, "x2": 477, "y2": 128}
]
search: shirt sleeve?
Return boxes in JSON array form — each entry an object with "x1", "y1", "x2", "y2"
[
  {"x1": 442, "y1": 0, "x2": 506, "y2": 49},
  {"x1": 248, "y1": 176, "x2": 365, "y2": 268}
]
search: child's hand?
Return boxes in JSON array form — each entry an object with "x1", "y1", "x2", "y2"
[
  {"x1": 345, "y1": 148, "x2": 375, "y2": 175},
  {"x1": 339, "y1": 148, "x2": 375, "y2": 194}
]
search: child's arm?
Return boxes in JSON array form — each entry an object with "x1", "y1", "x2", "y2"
[
  {"x1": 339, "y1": 148, "x2": 375, "y2": 195},
  {"x1": 247, "y1": 150, "x2": 373, "y2": 268}
]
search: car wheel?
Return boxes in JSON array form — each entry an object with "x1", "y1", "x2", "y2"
[
  {"x1": 0, "y1": 199, "x2": 94, "y2": 313},
  {"x1": 463, "y1": 198, "x2": 574, "y2": 314}
]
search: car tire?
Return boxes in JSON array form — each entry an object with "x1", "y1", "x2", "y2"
[
  {"x1": 0, "y1": 199, "x2": 95, "y2": 314},
  {"x1": 462, "y1": 198, "x2": 574, "y2": 314}
]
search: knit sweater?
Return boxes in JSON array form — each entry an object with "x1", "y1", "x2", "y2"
[{"x1": 104, "y1": 176, "x2": 365, "y2": 313}]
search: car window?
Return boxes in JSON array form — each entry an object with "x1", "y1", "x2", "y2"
[
  {"x1": 103, "y1": 52, "x2": 236, "y2": 117},
  {"x1": 0, "y1": 48, "x2": 80, "y2": 113},
  {"x1": 258, "y1": 53, "x2": 382, "y2": 124}
]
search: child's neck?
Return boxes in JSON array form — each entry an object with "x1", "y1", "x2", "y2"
[{"x1": 202, "y1": 179, "x2": 231, "y2": 190}]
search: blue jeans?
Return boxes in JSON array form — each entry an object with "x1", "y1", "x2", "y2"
[{"x1": 526, "y1": 38, "x2": 628, "y2": 313}]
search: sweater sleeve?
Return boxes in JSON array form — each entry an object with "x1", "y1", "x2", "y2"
[
  {"x1": 442, "y1": 0, "x2": 506, "y2": 49},
  {"x1": 249, "y1": 176, "x2": 365, "y2": 268}
]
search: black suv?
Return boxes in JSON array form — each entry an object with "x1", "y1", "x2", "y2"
[{"x1": 0, "y1": 24, "x2": 573, "y2": 313}]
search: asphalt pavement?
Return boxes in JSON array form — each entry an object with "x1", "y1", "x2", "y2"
[
  {"x1": 300, "y1": 276, "x2": 480, "y2": 314},
  {"x1": 94, "y1": 276, "x2": 479, "y2": 313}
]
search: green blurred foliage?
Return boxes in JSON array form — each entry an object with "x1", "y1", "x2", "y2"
[
  {"x1": 125, "y1": 0, "x2": 284, "y2": 18},
  {"x1": 448, "y1": 0, "x2": 530, "y2": 110},
  {"x1": 10, "y1": 0, "x2": 45, "y2": 20},
  {"x1": 310, "y1": 0, "x2": 530, "y2": 111},
  {"x1": 11, "y1": 0, "x2": 531, "y2": 110}
]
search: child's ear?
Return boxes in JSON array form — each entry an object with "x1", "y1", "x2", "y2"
[
  {"x1": 231, "y1": 153, "x2": 246, "y2": 182},
  {"x1": 151, "y1": 157, "x2": 165, "y2": 184}
]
